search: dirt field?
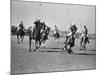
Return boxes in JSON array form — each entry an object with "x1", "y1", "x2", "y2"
[{"x1": 11, "y1": 35, "x2": 96, "y2": 74}]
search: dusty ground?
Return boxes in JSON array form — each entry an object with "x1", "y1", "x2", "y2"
[{"x1": 11, "y1": 36, "x2": 96, "y2": 74}]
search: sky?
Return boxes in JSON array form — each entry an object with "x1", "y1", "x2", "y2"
[{"x1": 11, "y1": 0, "x2": 96, "y2": 34}]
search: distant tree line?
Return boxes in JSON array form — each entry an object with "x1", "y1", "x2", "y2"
[{"x1": 11, "y1": 25, "x2": 18, "y2": 35}]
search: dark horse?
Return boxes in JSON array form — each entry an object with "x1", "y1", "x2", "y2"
[
  {"x1": 53, "y1": 31, "x2": 60, "y2": 40},
  {"x1": 29, "y1": 21, "x2": 50, "y2": 52},
  {"x1": 29, "y1": 26, "x2": 41, "y2": 52},
  {"x1": 62, "y1": 34, "x2": 75, "y2": 54},
  {"x1": 16, "y1": 28, "x2": 25, "y2": 43},
  {"x1": 29, "y1": 20, "x2": 45, "y2": 52},
  {"x1": 80, "y1": 35, "x2": 89, "y2": 50},
  {"x1": 62, "y1": 25, "x2": 77, "y2": 54}
]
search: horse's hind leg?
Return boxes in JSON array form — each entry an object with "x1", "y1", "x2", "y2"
[
  {"x1": 34, "y1": 41, "x2": 38, "y2": 51},
  {"x1": 82, "y1": 37, "x2": 86, "y2": 50},
  {"x1": 80, "y1": 38, "x2": 83, "y2": 50},
  {"x1": 29, "y1": 37, "x2": 32, "y2": 52}
]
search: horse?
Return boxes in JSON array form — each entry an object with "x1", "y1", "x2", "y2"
[
  {"x1": 53, "y1": 31, "x2": 60, "y2": 41},
  {"x1": 62, "y1": 34, "x2": 75, "y2": 54},
  {"x1": 28, "y1": 20, "x2": 48, "y2": 52},
  {"x1": 16, "y1": 28, "x2": 25, "y2": 43},
  {"x1": 61, "y1": 25, "x2": 77, "y2": 54},
  {"x1": 29, "y1": 25, "x2": 42, "y2": 52},
  {"x1": 80, "y1": 35, "x2": 89, "y2": 50}
]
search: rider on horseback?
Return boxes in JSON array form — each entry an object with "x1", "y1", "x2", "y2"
[
  {"x1": 19, "y1": 21, "x2": 24, "y2": 31},
  {"x1": 62, "y1": 22, "x2": 77, "y2": 54},
  {"x1": 32, "y1": 18, "x2": 41, "y2": 38},
  {"x1": 16, "y1": 21, "x2": 25, "y2": 43},
  {"x1": 53, "y1": 25, "x2": 60, "y2": 40},
  {"x1": 81, "y1": 26, "x2": 88, "y2": 38},
  {"x1": 34, "y1": 18, "x2": 41, "y2": 28},
  {"x1": 18, "y1": 21, "x2": 25, "y2": 35},
  {"x1": 65, "y1": 22, "x2": 77, "y2": 47},
  {"x1": 54, "y1": 25, "x2": 58, "y2": 34},
  {"x1": 80, "y1": 26, "x2": 89, "y2": 50},
  {"x1": 31, "y1": 18, "x2": 42, "y2": 50}
]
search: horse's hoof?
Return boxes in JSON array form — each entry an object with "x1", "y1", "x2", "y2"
[
  {"x1": 69, "y1": 51, "x2": 73, "y2": 54},
  {"x1": 68, "y1": 52, "x2": 72, "y2": 54},
  {"x1": 34, "y1": 49, "x2": 36, "y2": 52}
]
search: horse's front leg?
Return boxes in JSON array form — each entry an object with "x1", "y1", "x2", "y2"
[
  {"x1": 61, "y1": 42, "x2": 67, "y2": 54},
  {"x1": 17, "y1": 35, "x2": 20, "y2": 43},
  {"x1": 20, "y1": 35, "x2": 23, "y2": 42},
  {"x1": 21, "y1": 35, "x2": 24, "y2": 42},
  {"x1": 39, "y1": 39, "x2": 42, "y2": 47},
  {"x1": 40, "y1": 37, "x2": 44, "y2": 47},
  {"x1": 67, "y1": 45, "x2": 72, "y2": 54},
  {"x1": 82, "y1": 42, "x2": 86, "y2": 50},
  {"x1": 34, "y1": 40, "x2": 38, "y2": 51},
  {"x1": 61, "y1": 44, "x2": 66, "y2": 54},
  {"x1": 42, "y1": 40, "x2": 46, "y2": 48},
  {"x1": 34, "y1": 41, "x2": 36, "y2": 51}
]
